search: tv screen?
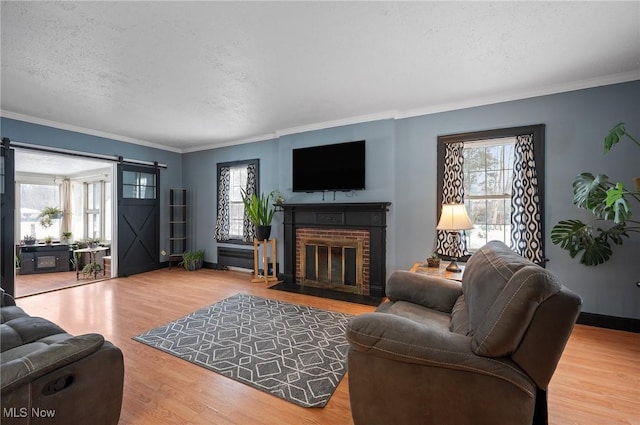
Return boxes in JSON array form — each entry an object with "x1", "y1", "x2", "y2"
[{"x1": 292, "y1": 140, "x2": 365, "y2": 192}]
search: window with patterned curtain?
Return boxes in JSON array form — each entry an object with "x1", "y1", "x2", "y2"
[
  {"x1": 214, "y1": 159, "x2": 259, "y2": 243},
  {"x1": 437, "y1": 125, "x2": 545, "y2": 265}
]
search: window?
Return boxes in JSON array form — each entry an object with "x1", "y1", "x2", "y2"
[
  {"x1": 463, "y1": 138, "x2": 515, "y2": 250},
  {"x1": 228, "y1": 166, "x2": 248, "y2": 239},
  {"x1": 85, "y1": 182, "x2": 103, "y2": 239},
  {"x1": 122, "y1": 171, "x2": 156, "y2": 199},
  {"x1": 70, "y1": 179, "x2": 112, "y2": 242},
  {"x1": 437, "y1": 125, "x2": 545, "y2": 264},
  {"x1": 215, "y1": 159, "x2": 259, "y2": 243},
  {"x1": 19, "y1": 183, "x2": 61, "y2": 240}
]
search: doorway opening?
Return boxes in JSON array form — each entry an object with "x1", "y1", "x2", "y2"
[{"x1": 14, "y1": 149, "x2": 116, "y2": 298}]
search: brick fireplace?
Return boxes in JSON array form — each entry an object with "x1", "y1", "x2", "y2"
[{"x1": 282, "y1": 202, "x2": 390, "y2": 299}]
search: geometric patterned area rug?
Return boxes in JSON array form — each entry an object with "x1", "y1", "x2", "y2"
[{"x1": 133, "y1": 293, "x2": 353, "y2": 407}]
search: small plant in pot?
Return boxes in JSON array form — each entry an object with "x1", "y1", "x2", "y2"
[
  {"x1": 81, "y1": 262, "x2": 102, "y2": 279},
  {"x1": 426, "y1": 252, "x2": 441, "y2": 268},
  {"x1": 61, "y1": 231, "x2": 72, "y2": 243},
  {"x1": 241, "y1": 190, "x2": 276, "y2": 241},
  {"x1": 180, "y1": 250, "x2": 205, "y2": 271},
  {"x1": 23, "y1": 235, "x2": 36, "y2": 245}
]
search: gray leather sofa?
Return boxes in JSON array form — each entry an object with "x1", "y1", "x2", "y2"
[
  {"x1": 1, "y1": 288, "x2": 124, "y2": 425},
  {"x1": 347, "y1": 241, "x2": 582, "y2": 425}
]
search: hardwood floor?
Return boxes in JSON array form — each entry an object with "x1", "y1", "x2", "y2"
[
  {"x1": 13, "y1": 268, "x2": 640, "y2": 425},
  {"x1": 15, "y1": 270, "x2": 108, "y2": 298}
]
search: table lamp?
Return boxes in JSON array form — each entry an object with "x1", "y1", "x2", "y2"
[{"x1": 436, "y1": 203, "x2": 474, "y2": 272}]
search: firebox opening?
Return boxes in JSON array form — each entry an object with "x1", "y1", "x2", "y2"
[{"x1": 299, "y1": 237, "x2": 364, "y2": 294}]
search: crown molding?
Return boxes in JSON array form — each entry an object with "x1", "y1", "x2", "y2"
[
  {"x1": 274, "y1": 110, "x2": 399, "y2": 138},
  {"x1": 396, "y1": 71, "x2": 640, "y2": 120},
  {"x1": 182, "y1": 110, "x2": 399, "y2": 153},
  {"x1": 0, "y1": 110, "x2": 183, "y2": 154},
  {"x1": 181, "y1": 133, "x2": 279, "y2": 153},
  {"x1": 3, "y1": 73, "x2": 638, "y2": 154}
]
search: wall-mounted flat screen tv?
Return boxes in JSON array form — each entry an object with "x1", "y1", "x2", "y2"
[{"x1": 292, "y1": 140, "x2": 365, "y2": 192}]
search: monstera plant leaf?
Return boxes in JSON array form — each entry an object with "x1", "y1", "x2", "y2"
[
  {"x1": 551, "y1": 219, "x2": 629, "y2": 266},
  {"x1": 572, "y1": 173, "x2": 632, "y2": 223},
  {"x1": 573, "y1": 173, "x2": 610, "y2": 211},
  {"x1": 604, "y1": 122, "x2": 627, "y2": 153},
  {"x1": 605, "y1": 182, "x2": 633, "y2": 224}
]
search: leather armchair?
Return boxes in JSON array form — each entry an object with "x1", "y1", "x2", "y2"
[
  {"x1": 1, "y1": 288, "x2": 124, "y2": 425},
  {"x1": 346, "y1": 241, "x2": 582, "y2": 425}
]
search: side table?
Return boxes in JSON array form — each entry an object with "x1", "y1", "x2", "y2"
[
  {"x1": 410, "y1": 261, "x2": 465, "y2": 282},
  {"x1": 252, "y1": 239, "x2": 280, "y2": 284}
]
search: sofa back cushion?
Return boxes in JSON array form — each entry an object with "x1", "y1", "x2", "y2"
[{"x1": 462, "y1": 241, "x2": 561, "y2": 357}]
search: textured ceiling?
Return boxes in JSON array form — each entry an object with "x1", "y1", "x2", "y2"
[{"x1": 1, "y1": 1, "x2": 639, "y2": 153}]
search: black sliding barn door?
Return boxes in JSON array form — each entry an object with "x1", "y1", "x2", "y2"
[
  {"x1": 1, "y1": 141, "x2": 16, "y2": 295},
  {"x1": 117, "y1": 164, "x2": 160, "y2": 277}
]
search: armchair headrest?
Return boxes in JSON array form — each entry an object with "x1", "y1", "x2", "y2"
[{"x1": 462, "y1": 241, "x2": 562, "y2": 357}]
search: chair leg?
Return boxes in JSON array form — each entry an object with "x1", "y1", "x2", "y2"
[{"x1": 532, "y1": 388, "x2": 548, "y2": 425}]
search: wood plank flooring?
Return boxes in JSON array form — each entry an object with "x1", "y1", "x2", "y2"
[
  {"x1": 13, "y1": 268, "x2": 640, "y2": 425},
  {"x1": 15, "y1": 270, "x2": 108, "y2": 298}
]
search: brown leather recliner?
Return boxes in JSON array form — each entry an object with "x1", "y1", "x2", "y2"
[
  {"x1": 1, "y1": 288, "x2": 124, "y2": 425},
  {"x1": 347, "y1": 241, "x2": 582, "y2": 425}
]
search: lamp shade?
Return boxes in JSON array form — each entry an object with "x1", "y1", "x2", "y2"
[{"x1": 436, "y1": 203, "x2": 474, "y2": 231}]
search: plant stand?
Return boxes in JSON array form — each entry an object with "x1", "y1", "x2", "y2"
[
  {"x1": 73, "y1": 246, "x2": 109, "y2": 280},
  {"x1": 252, "y1": 238, "x2": 279, "y2": 284}
]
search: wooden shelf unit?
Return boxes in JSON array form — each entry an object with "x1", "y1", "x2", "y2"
[{"x1": 169, "y1": 188, "x2": 187, "y2": 268}]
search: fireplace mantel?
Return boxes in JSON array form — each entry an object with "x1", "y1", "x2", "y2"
[{"x1": 282, "y1": 202, "x2": 391, "y2": 298}]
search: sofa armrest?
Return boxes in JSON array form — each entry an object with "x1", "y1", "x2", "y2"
[
  {"x1": 1, "y1": 333, "x2": 105, "y2": 393},
  {"x1": 386, "y1": 270, "x2": 462, "y2": 313},
  {"x1": 347, "y1": 312, "x2": 534, "y2": 396},
  {"x1": 0, "y1": 287, "x2": 16, "y2": 307}
]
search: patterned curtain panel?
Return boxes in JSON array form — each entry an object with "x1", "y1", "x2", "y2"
[
  {"x1": 214, "y1": 167, "x2": 231, "y2": 241},
  {"x1": 242, "y1": 164, "x2": 257, "y2": 242},
  {"x1": 510, "y1": 134, "x2": 544, "y2": 264},
  {"x1": 436, "y1": 142, "x2": 468, "y2": 257}
]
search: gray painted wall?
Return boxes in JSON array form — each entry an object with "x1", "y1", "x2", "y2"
[
  {"x1": 184, "y1": 81, "x2": 639, "y2": 319},
  {"x1": 394, "y1": 82, "x2": 639, "y2": 320},
  {"x1": 3, "y1": 80, "x2": 638, "y2": 318},
  {"x1": 1, "y1": 117, "x2": 184, "y2": 263}
]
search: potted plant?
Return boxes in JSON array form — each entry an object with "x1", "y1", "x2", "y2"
[
  {"x1": 23, "y1": 235, "x2": 36, "y2": 245},
  {"x1": 179, "y1": 249, "x2": 205, "y2": 271},
  {"x1": 426, "y1": 252, "x2": 441, "y2": 268},
  {"x1": 44, "y1": 235, "x2": 53, "y2": 245},
  {"x1": 81, "y1": 261, "x2": 102, "y2": 279},
  {"x1": 551, "y1": 122, "x2": 639, "y2": 265},
  {"x1": 272, "y1": 190, "x2": 285, "y2": 207},
  {"x1": 241, "y1": 190, "x2": 276, "y2": 241},
  {"x1": 38, "y1": 206, "x2": 63, "y2": 228},
  {"x1": 61, "y1": 231, "x2": 72, "y2": 244},
  {"x1": 86, "y1": 237, "x2": 101, "y2": 248}
]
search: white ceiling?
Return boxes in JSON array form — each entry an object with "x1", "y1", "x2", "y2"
[{"x1": 1, "y1": 1, "x2": 639, "y2": 153}]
